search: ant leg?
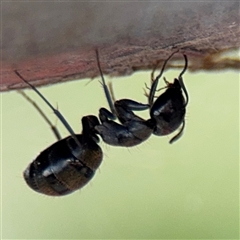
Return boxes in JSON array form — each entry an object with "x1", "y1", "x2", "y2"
[
  {"x1": 169, "y1": 120, "x2": 185, "y2": 144},
  {"x1": 144, "y1": 60, "x2": 161, "y2": 92},
  {"x1": 114, "y1": 99, "x2": 149, "y2": 124},
  {"x1": 18, "y1": 90, "x2": 61, "y2": 140},
  {"x1": 116, "y1": 99, "x2": 149, "y2": 111},
  {"x1": 95, "y1": 49, "x2": 116, "y2": 116},
  {"x1": 108, "y1": 82, "x2": 116, "y2": 103},
  {"x1": 178, "y1": 54, "x2": 189, "y2": 106},
  {"x1": 98, "y1": 94, "x2": 149, "y2": 125},
  {"x1": 163, "y1": 77, "x2": 170, "y2": 85},
  {"x1": 98, "y1": 107, "x2": 116, "y2": 123},
  {"x1": 96, "y1": 48, "x2": 149, "y2": 124},
  {"x1": 151, "y1": 61, "x2": 159, "y2": 83},
  {"x1": 148, "y1": 50, "x2": 179, "y2": 106},
  {"x1": 95, "y1": 50, "x2": 122, "y2": 123},
  {"x1": 15, "y1": 70, "x2": 81, "y2": 148},
  {"x1": 81, "y1": 115, "x2": 101, "y2": 143}
]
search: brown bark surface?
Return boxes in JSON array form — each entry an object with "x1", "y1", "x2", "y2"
[{"x1": 1, "y1": 1, "x2": 239, "y2": 92}]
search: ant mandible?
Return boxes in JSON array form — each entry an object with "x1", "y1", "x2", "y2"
[
  {"x1": 16, "y1": 71, "x2": 103, "y2": 196},
  {"x1": 146, "y1": 50, "x2": 189, "y2": 143}
]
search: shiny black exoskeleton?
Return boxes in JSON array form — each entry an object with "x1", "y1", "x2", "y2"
[
  {"x1": 147, "y1": 51, "x2": 189, "y2": 143},
  {"x1": 17, "y1": 50, "x2": 189, "y2": 196},
  {"x1": 16, "y1": 71, "x2": 103, "y2": 196},
  {"x1": 23, "y1": 116, "x2": 102, "y2": 196},
  {"x1": 94, "y1": 50, "x2": 155, "y2": 147}
]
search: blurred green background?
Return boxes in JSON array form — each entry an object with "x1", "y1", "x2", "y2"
[{"x1": 2, "y1": 66, "x2": 239, "y2": 239}]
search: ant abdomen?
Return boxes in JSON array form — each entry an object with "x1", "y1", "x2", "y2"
[{"x1": 24, "y1": 133, "x2": 103, "y2": 196}]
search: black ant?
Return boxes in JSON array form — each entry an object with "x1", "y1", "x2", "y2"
[
  {"x1": 17, "y1": 50, "x2": 188, "y2": 196},
  {"x1": 94, "y1": 50, "x2": 155, "y2": 147},
  {"x1": 16, "y1": 71, "x2": 103, "y2": 196},
  {"x1": 146, "y1": 50, "x2": 189, "y2": 143}
]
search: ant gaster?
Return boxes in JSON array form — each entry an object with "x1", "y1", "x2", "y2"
[
  {"x1": 147, "y1": 50, "x2": 189, "y2": 143},
  {"x1": 16, "y1": 71, "x2": 103, "y2": 196},
  {"x1": 94, "y1": 50, "x2": 155, "y2": 147}
]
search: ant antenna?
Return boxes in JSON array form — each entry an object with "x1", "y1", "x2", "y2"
[
  {"x1": 178, "y1": 54, "x2": 189, "y2": 106},
  {"x1": 169, "y1": 120, "x2": 185, "y2": 144},
  {"x1": 18, "y1": 90, "x2": 62, "y2": 140},
  {"x1": 15, "y1": 70, "x2": 82, "y2": 148}
]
